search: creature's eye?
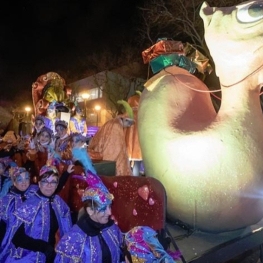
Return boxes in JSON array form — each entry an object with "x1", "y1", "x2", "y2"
[{"x1": 237, "y1": 1, "x2": 263, "y2": 23}]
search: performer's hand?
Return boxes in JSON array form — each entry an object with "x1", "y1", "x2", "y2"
[
  {"x1": 49, "y1": 138, "x2": 56, "y2": 149},
  {"x1": 29, "y1": 139, "x2": 35, "y2": 150},
  {"x1": 67, "y1": 164, "x2": 74, "y2": 173}
]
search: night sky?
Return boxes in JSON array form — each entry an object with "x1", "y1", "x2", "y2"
[{"x1": 0, "y1": 0, "x2": 143, "y2": 104}]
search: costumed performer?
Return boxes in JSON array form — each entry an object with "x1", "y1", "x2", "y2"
[
  {"x1": 0, "y1": 167, "x2": 37, "y2": 262},
  {"x1": 54, "y1": 120, "x2": 72, "y2": 166},
  {"x1": 88, "y1": 100, "x2": 134, "y2": 176},
  {"x1": 31, "y1": 115, "x2": 45, "y2": 145},
  {"x1": 44, "y1": 101, "x2": 59, "y2": 134},
  {"x1": 57, "y1": 140, "x2": 96, "y2": 223},
  {"x1": 0, "y1": 131, "x2": 20, "y2": 161},
  {"x1": 5, "y1": 165, "x2": 72, "y2": 263},
  {"x1": 125, "y1": 226, "x2": 180, "y2": 263},
  {"x1": 0, "y1": 157, "x2": 17, "y2": 198},
  {"x1": 26, "y1": 127, "x2": 54, "y2": 182},
  {"x1": 69, "y1": 106, "x2": 88, "y2": 137},
  {"x1": 55, "y1": 147, "x2": 126, "y2": 263}
]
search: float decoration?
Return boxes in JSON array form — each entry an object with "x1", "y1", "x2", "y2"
[
  {"x1": 142, "y1": 39, "x2": 212, "y2": 77},
  {"x1": 138, "y1": 1, "x2": 263, "y2": 233},
  {"x1": 32, "y1": 72, "x2": 73, "y2": 117}
]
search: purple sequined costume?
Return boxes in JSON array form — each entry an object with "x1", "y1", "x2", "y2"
[
  {"x1": 55, "y1": 216, "x2": 124, "y2": 263},
  {"x1": 0, "y1": 185, "x2": 38, "y2": 262},
  {"x1": 4, "y1": 190, "x2": 72, "y2": 263}
]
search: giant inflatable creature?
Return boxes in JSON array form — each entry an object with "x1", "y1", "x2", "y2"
[{"x1": 138, "y1": 0, "x2": 263, "y2": 232}]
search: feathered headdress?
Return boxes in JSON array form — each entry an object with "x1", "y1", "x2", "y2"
[
  {"x1": 9, "y1": 167, "x2": 30, "y2": 181},
  {"x1": 82, "y1": 171, "x2": 114, "y2": 209},
  {"x1": 39, "y1": 165, "x2": 59, "y2": 177},
  {"x1": 72, "y1": 147, "x2": 113, "y2": 209},
  {"x1": 72, "y1": 147, "x2": 96, "y2": 175}
]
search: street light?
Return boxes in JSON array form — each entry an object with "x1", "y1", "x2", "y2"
[
  {"x1": 25, "y1": 106, "x2": 31, "y2": 119},
  {"x1": 81, "y1": 93, "x2": 90, "y2": 119},
  {"x1": 94, "y1": 105, "x2": 101, "y2": 127},
  {"x1": 24, "y1": 106, "x2": 32, "y2": 135}
]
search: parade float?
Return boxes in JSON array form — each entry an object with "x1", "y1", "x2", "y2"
[{"x1": 138, "y1": 0, "x2": 263, "y2": 233}]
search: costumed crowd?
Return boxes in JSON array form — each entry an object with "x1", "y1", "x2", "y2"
[{"x1": 0, "y1": 72, "x2": 180, "y2": 262}]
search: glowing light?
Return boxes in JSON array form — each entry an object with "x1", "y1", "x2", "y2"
[
  {"x1": 25, "y1": 107, "x2": 31, "y2": 112},
  {"x1": 94, "y1": 105, "x2": 101, "y2": 126},
  {"x1": 94, "y1": 105, "x2": 101, "y2": 111},
  {"x1": 81, "y1": 93, "x2": 90, "y2": 100}
]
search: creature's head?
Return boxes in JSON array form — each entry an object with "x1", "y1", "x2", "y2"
[{"x1": 200, "y1": 1, "x2": 263, "y2": 87}]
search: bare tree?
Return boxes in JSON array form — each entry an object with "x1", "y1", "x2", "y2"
[
  {"x1": 65, "y1": 46, "x2": 146, "y2": 118},
  {"x1": 136, "y1": 0, "x2": 246, "y2": 111},
  {"x1": 92, "y1": 70, "x2": 144, "y2": 118},
  {"x1": 137, "y1": 0, "x2": 243, "y2": 60}
]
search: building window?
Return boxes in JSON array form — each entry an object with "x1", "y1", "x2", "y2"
[{"x1": 89, "y1": 87, "x2": 102, "y2": 100}]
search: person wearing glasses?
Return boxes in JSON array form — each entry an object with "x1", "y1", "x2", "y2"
[
  {"x1": 0, "y1": 167, "x2": 37, "y2": 262},
  {"x1": 4, "y1": 165, "x2": 72, "y2": 263},
  {"x1": 54, "y1": 147, "x2": 127, "y2": 263},
  {"x1": 55, "y1": 171, "x2": 126, "y2": 262}
]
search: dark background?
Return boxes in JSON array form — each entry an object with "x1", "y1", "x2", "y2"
[{"x1": 0, "y1": 0, "x2": 143, "y2": 103}]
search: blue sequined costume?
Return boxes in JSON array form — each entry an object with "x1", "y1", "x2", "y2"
[
  {"x1": 4, "y1": 190, "x2": 72, "y2": 263},
  {"x1": 0, "y1": 185, "x2": 38, "y2": 262}
]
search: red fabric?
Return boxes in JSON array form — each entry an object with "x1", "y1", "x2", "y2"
[{"x1": 67, "y1": 175, "x2": 166, "y2": 232}]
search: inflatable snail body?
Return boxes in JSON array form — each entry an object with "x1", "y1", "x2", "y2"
[{"x1": 138, "y1": 1, "x2": 263, "y2": 232}]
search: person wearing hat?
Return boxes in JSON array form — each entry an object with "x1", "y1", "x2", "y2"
[
  {"x1": 31, "y1": 115, "x2": 46, "y2": 144},
  {"x1": 4, "y1": 165, "x2": 72, "y2": 263},
  {"x1": 0, "y1": 167, "x2": 38, "y2": 262},
  {"x1": 54, "y1": 149, "x2": 126, "y2": 262},
  {"x1": 26, "y1": 127, "x2": 54, "y2": 182},
  {"x1": 0, "y1": 157, "x2": 17, "y2": 198},
  {"x1": 69, "y1": 106, "x2": 88, "y2": 137},
  {"x1": 0, "y1": 131, "x2": 20, "y2": 159},
  {"x1": 54, "y1": 120, "x2": 73, "y2": 165},
  {"x1": 44, "y1": 101, "x2": 59, "y2": 134},
  {"x1": 88, "y1": 100, "x2": 134, "y2": 176}
]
